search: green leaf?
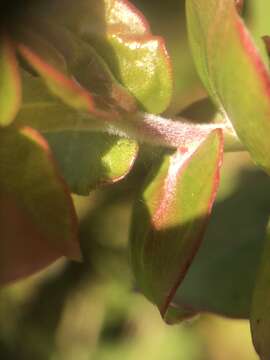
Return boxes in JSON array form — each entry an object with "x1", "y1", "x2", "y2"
[
  {"x1": 0, "y1": 35, "x2": 21, "y2": 126},
  {"x1": 130, "y1": 129, "x2": 223, "y2": 324},
  {"x1": 173, "y1": 153, "x2": 270, "y2": 319},
  {"x1": 0, "y1": 128, "x2": 80, "y2": 284},
  {"x1": 251, "y1": 221, "x2": 270, "y2": 360},
  {"x1": 186, "y1": 0, "x2": 270, "y2": 174},
  {"x1": 45, "y1": 131, "x2": 138, "y2": 195},
  {"x1": 104, "y1": 34, "x2": 172, "y2": 114},
  {"x1": 78, "y1": 0, "x2": 173, "y2": 114}
]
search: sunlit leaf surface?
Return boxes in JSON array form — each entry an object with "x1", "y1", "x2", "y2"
[{"x1": 130, "y1": 129, "x2": 223, "y2": 323}]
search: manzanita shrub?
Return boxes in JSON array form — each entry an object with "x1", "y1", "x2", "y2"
[{"x1": 1, "y1": 0, "x2": 270, "y2": 358}]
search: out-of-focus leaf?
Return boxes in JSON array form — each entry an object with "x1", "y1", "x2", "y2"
[
  {"x1": 46, "y1": 131, "x2": 138, "y2": 195},
  {"x1": 0, "y1": 35, "x2": 21, "y2": 126},
  {"x1": 104, "y1": 0, "x2": 149, "y2": 34},
  {"x1": 186, "y1": 0, "x2": 270, "y2": 174},
  {"x1": 130, "y1": 129, "x2": 223, "y2": 324},
  {"x1": 78, "y1": 0, "x2": 173, "y2": 114},
  {"x1": 174, "y1": 153, "x2": 270, "y2": 318},
  {"x1": 0, "y1": 127, "x2": 80, "y2": 284},
  {"x1": 251, "y1": 222, "x2": 270, "y2": 360}
]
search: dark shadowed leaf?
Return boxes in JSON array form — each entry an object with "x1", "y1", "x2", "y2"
[
  {"x1": 174, "y1": 153, "x2": 270, "y2": 319},
  {"x1": 0, "y1": 128, "x2": 80, "y2": 284}
]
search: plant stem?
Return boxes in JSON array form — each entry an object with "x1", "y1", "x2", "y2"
[{"x1": 112, "y1": 112, "x2": 245, "y2": 152}]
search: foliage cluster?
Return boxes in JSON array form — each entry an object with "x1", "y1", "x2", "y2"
[{"x1": 1, "y1": 0, "x2": 270, "y2": 358}]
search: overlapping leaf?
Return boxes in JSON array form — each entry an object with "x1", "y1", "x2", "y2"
[
  {"x1": 16, "y1": 72, "x2": 138, "y2": 195},
  {"x1": 186, "y1": 0, "x2": 270, "y2": 174},
  {"x1": 0, "y1": 128, "x2": 80, "y2": 284},
  {"x1": 130, "y1": 129, "x2": 223, "y2": 324}
]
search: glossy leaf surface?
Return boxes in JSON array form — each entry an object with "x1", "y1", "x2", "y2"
[
  {"x1": 130, "y1": 129, "x2": 223, "y2": 323},
  {"x1": 0, "y1": 128, "x2": 80, "y2": 283},
  {"x1": 0, "y1": 35, "x2": 21, "y2": 126},
  {"x1": 186, "y1": 0, "x2": 270, "y2": 174},
  {"x1": 78, "y1": 0, "x2": 173, "y2": 114}
]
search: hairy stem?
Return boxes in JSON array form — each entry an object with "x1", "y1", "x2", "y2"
[
  {"x1": 16, "y1": 104, "x2": 244, "y2": 152},
  {"x1": 112, "y1": 112, "x2": 245, "y2": 152}
]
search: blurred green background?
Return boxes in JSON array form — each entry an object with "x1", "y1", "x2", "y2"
[{"x1": 2, "y1": 0, "x2": 270, "y2": 358}]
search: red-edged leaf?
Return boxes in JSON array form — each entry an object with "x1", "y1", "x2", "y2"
[
  {"x1": 186, "y1": 0, "x2": 270, "y2": 174},
  {"x1": 130, "y1": 129, "x2": 223, "y2": 324},
  {"x1": 17, "y1": 42, "x2": 96, "y2": 114},
  {"x1": 0, "y1": 128, "x2": 80, "y2": 284},
  {"x1": 0, "y1": 35, "x2": 21, "y2": 126}
]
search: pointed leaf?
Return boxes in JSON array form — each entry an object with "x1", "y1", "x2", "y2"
[
  {"x1": 251, "y1": 221, "x2": 270, "y2": 360},
  {"x1": 186, "y1": 0, "x2": 270, "y2": 173},
  {"x1": 0, "y1": 35, "x2": 21, "y2": 126},
  {"x1": 130, "y1": 129, "x2": 223, "y2": 323},
  {"x1": 0, "y1": 128, "x2": 80, "y2": 284}
]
